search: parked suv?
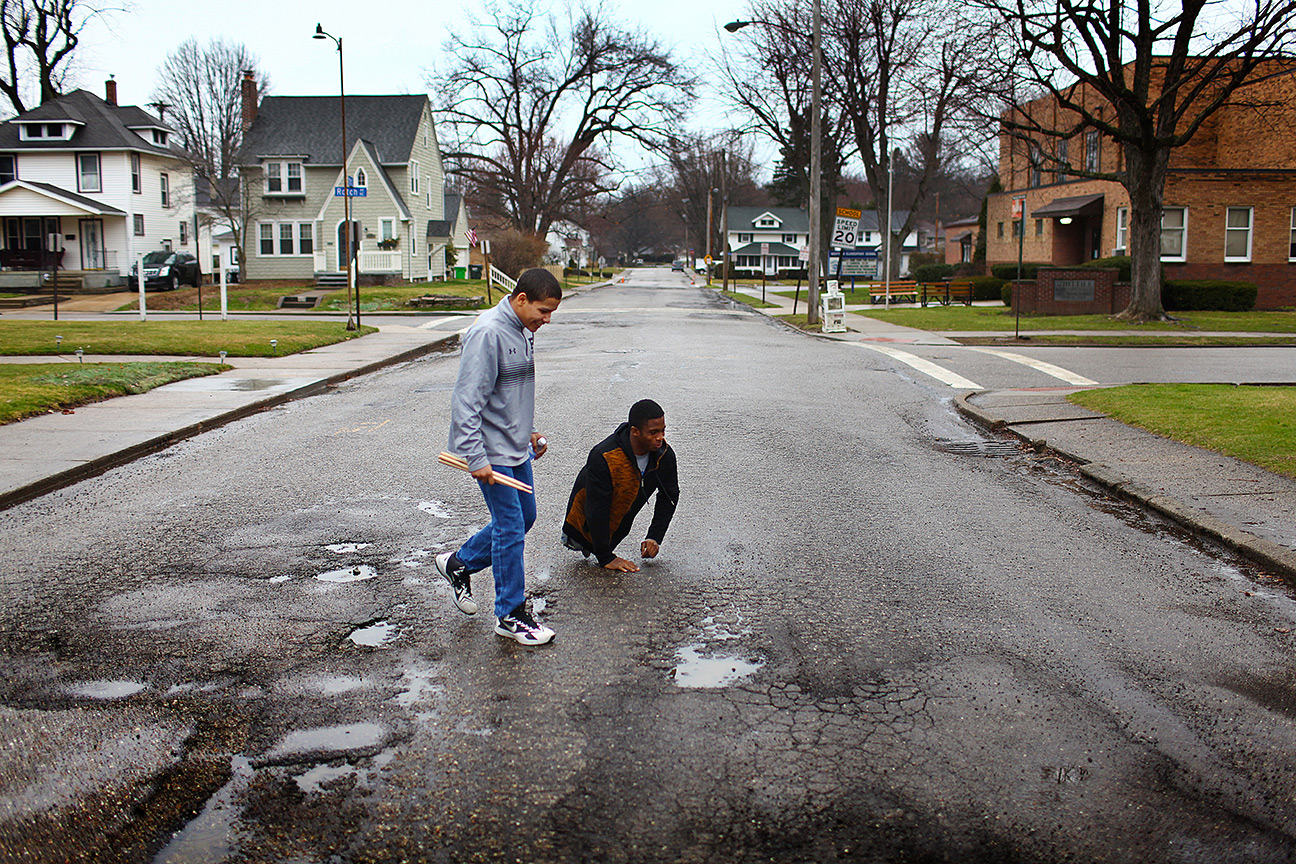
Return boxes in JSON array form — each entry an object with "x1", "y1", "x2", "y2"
[
  {"x1": 129, "y1": 251, "x2": 201, "y2": 290},
  {"x1": 671, "y1": 259, "x2": 686, "y2": 272}
]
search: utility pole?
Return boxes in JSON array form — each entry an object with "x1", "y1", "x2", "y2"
[
  {"x1": 721, "y1": 151, "x2": 730, "y2": 291},
  {"x1": 807, "y1": 0, "x2": 822, "y2": 325},
  {"x1": 705, "y1": 186, "x2": 715, "y2": 286}
]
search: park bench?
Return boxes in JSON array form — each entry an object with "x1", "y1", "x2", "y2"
[
  {"x1": 865, "y1": 281, "x2": 919, "y2": 304},
  {"x1": 920, "y1": 280, "x2": 974, "y2": 307}
]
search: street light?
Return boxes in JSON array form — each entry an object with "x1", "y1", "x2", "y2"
[
  {"x1": 681, "y1": 197, "x2": 690, "y2": 263},
  {"x1": 725, "y1": 6, "x2": 822, "y2": 325},
  {"x1": 313, "y1": 23, "x2": 358, "y2": 331}
]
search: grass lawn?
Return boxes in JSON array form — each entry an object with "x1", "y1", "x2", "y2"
[
  {"x1": 115, "y1": 280, "x2": 490, "y2": 313},
  {"x1": 0, "y1": 361, "x2": 225, "y2": 425},
  {"x1": 1070, "y1": 384, "x2": 1296, "y2": 479},
  {"x1": 772, "y1": 313, "x2": 823, "y2": 332},
  {"x1": 720, "y1": 290, "x2": 780, "y2": 309},
  {"x1": 831, "y1": 304, "x2": 1296, "y2": 333},
  {"x1": 0, "y1": 320, "x2": 376, "y2": 357}
]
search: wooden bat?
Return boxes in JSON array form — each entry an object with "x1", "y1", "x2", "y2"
[{"x1": 437, "y1": 451, "x2": 533, "y2": 494}]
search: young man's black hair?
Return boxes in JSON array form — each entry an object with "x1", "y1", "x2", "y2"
[
  {"x1": 629, "y1": 398, "x2": 664, "y2": 429},
  {"x1": 513, "y1": 267, "x2": 563, "y2": 302}
]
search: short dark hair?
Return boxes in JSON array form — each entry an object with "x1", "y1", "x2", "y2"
[
  {"x1": 629, "y1": 399, "x2": 664, "y2": 429},
  {"x1": 513, "y1": 268, "x2": 563, "y2": 302}
]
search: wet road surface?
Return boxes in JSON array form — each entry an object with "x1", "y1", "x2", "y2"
[{"x1": 2, "y1": 277, "x2": 1295, "y2": 862}]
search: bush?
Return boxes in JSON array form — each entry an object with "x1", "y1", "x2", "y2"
[
  {"x1": 1163, "y1": 279, "x2": 1258, "y2": 312},
  {"x1": 490, "y1": 229, "x2": 549, "y2": 279},
  {"x1": 1079, "y1": 255, "x2": 1132, "y2": 281},
  {"x1": 969, "y1": 276, "x2": 1008, "y2": 302},
  {"x1": 990, "y1": 262, "x2": 1047, "y2": 280},
  {"x1": 1001, "y1": 283, "x2": 1014, "y2": 307},
  {"x1": 913, "y1": 263, "x2": 956, "y2": 283},
  {"x1": 776, "y1": 268, "x2": 808, "y2": 280}
]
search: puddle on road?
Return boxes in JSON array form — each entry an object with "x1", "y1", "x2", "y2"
[
  {"x1": 673, "y1": 645, "x2": 764, "y2": 689},
  {"x1": 309, "y1": 676, "x2": 369, "y2": 695},
  {"x1": 267, "y1": 574, "x2": 291, "y2": 584},
  {"x1": 69, "y1": 680, "x2": 147, "y2": 699},
  {"x1": 348, "y1": 621, "x2": 398, "y2": 648},
  {"x1": 326, "y1": 543, "x2": 372, "y2": 554},
  {"x1": 265, "y1": 723, "x2": 388, "y2": 763},
  {"x1": 152, "y1": 755, "x2": 252, "y2": 864},
  {"x1": 315, "y1": 565, "x2": 378, "y2": 583},
  {"x1": 418, "y1": 500, "x2": 452, "y2": 518}
]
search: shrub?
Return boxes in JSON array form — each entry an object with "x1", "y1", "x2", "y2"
[
  {"x1": 990, "y1": 262, "x2": 1047, "y2": 280},
  {"x1": 1001, "y1": 283, "x2": 1014, "y2": 307},
  {"x1": 776, "y1": 268, "x2": 808, "y2": 280},
  {"x1": 913, "y1": 263, "x2": 956, "y2": 283},
  {"x1": 969, "y1": 276, "x2": 1007, "y2": 302},
  {"x1": 1079, "y1": 255, "x2": 1132, "y2": 281},
  {"x1": 1163, "y1": 279, "x2": 1257, "y2": 312},
  {"x1": 490, "y1": 229, "x2": 549, "y2": 279}
]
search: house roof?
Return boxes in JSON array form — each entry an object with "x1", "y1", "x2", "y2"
[
  {"x1": 732, "y1": 241, "x2": 800, "y2": 256},
  {"x1": 727, "y1": 206, "x2": 809, "y2": 232},
  {"x1": 0, "y1": 180, "x2": 126, "y2": 216},
  {"x1": 426, "y1": 220, "x2": 454, "y2": 239},
  {"x1": 0, "y1": 89, "x2": 176, "y2": 155},
  {"x1": 242, "y1": 95, "x2": 428, "y2": 164}
]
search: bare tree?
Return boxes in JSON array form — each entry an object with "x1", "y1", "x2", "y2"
[
  {"x1": 0, "y1": 0, "x2": 113, "y2": 114},
  {"x1": 973, "y1": 0, "x2": 1296, "y2": 321},
  {"x1": 153, "y1": 38, "x2": 268, "y2": 281},
  {"x1": 659, "y1": 134, "x2": 766, "y2": 265},
  {"x1": 428, "y1": 0, "x2": 697, "y2": 238}
]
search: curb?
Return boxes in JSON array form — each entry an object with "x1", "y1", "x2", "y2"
[
  {"x1": 953, "y1": 391, "x2": 1296, "y2": 580},
  {"x1": 0, "y1": 332, "x2": 460, "y2": 512}
]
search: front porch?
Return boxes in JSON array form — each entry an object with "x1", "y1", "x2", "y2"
[{"x1": 0, "y1": 181, "x2": 129, "y2": 282}]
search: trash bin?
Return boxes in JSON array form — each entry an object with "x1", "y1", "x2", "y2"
[{"x1": 469, "y1": 264, "x2": 483, "y2": 279}]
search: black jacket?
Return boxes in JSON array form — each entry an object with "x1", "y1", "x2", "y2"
[{"x1": 562, "y1": 422, "x2": 679, "y2": 566}]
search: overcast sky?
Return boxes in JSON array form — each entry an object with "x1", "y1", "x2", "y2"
[{"x1": 68, "y1": 0, "x2": 756, "y2": 181}]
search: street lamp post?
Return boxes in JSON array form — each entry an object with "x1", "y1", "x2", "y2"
[
  {"x1": 313, "y1": 23, "x2": 358, "y2": 331},
  {"x1": 705, "y1": 186, "x2": 716, "y2": 285},
  {"x1": 725, "y1": 3, "x2": 822, "y2": 325}
]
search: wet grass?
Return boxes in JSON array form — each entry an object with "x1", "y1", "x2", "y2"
[
  {"x1": 0, "y1": 320, "x2": 375, "y2": 357},
  {"x1": 0, "y1": 361, "x2": 225, "y2": 425},
  {"x1": 1069, "y1": 384, "x2": 1296, "y2": 479}
]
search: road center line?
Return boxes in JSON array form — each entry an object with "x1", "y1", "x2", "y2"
[
  {"x1": 967, "y1": 348, "x2": 1099, "y2": 386},
  {"x1": 848, "y1": 342, "x2": 982, "y2": 390}
]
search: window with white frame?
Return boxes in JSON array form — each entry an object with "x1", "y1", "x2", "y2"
[
  {"x1": 410, "y1": 161, "x2": 419, "y2": 194},
  {"x1": 355, "y1": 168, "x2": 366, "y2": 187},
  {"x1": 1160, "y1": 206, "x2": 1187, "y2": 261},
  {"x1": 1224, "y1": 206, "x2": 1253, "y2": 261},
  {"x1": 263, "y1": 160, "x2": 303, "y2": 194},
  {"x1": 0, "y1": 153, "x2": 14, "y2": 184},
  {"x1": 179, "y1": 221, "x2": 188, "y2": 244},
  {"x1": 1115, "y1": 207, "x2": 1128, "y2": 253},
  {"x1": 737, "y1": 233, "x2": 752, "y2": 243},
  {"x1": 131, "y1": 153, "x2": 141, "y2": 193},
  {"x1": 258, "y1": 221, "x2": 314, "y2": 256},
  {"x1": 1290, "y1": 208, "x2": 1296, "y2": 261},
  {"x1": 381, "y1": 219, "x2": 394, "y2": 241},
  {"x1": 134, "y1": 214, "x2": 145, "y2": 235},
  {"x1": 782, "y1": 233, "x2": 797, "y2": 243},
  {"x1": 19, "y1": 123, "x2": 71, "y2": 141},
  {"x1": 160, "y1": 173, "x2": 170, "y2": 208},
  {"x1": 77, "y1": 152, "x2": 101, "y2": 193},
  {"x1": 757, "y1": 217, "x2": 777, "y2": 227}
]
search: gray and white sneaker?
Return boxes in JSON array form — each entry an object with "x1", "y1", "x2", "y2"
[
  {"x1": 435, "y1": 551, "x2": 477, "y2": 615},
  {"x1": 494, "y1": 604, "x2": 555, "y2": 645}
]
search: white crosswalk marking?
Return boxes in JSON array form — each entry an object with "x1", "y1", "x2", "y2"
[
  {"x1": 967, "y1": 348, "x2": 1098, "y2": 385},
  {"x1": 848, "y1": 342, "x2": 982, "y2": 390}
]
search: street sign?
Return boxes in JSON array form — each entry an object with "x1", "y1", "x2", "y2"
[
  {"x1": 335, "y1": 186, "x2": 367, "y2": 197},
  {"x1": 832, "y1": 207, "x2": 862, "y2": 249},
  {"x1": 761, "y1": 243, "x2": 769, "y2": 255},
  {"x1": 798, "y1": 246, "x2": 809, "y2": 262}
]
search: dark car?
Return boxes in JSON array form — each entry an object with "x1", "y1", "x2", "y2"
[
  {"x1": 129, "y1": 251, "x2": 201, "y2": 291},
  {"x1": 671, "y1": 259, "x2": 686, "y2": 272}
]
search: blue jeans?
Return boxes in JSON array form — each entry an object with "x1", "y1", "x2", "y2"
[{"x1": 455, "y1": 460, "x2": 535, "y2": 618}]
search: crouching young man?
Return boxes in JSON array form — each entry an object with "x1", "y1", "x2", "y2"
[
  {"x1": 561, "y1": 399, "x2": 679, "y2": 572},
  {"x1": 436, "y1": 269, "x2": 562, "y2": 645}
]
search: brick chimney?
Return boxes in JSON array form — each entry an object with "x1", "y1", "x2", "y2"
[
  {"x1": 105, "y1": 76, "x2": 117, "y2": 106},
  {"x1": 241, "y1": 70, "x2": 258, "y2": 134}
]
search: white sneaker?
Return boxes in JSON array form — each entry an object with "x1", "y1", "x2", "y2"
[
  {"x1": 494, "y1": 604, "x2": 555, "y2": 645},
  {"x1": 435, "y1": 552, "x2": 477, "y2": 615}
]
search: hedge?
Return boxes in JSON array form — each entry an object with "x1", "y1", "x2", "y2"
[
  {"x1": 969, "y1": 276, "x2": 1008, "y2": 302},
  {"x1": 1078, "y1": 255, "x2": 1132, "y2": 282},
  {"x1": 912, "y1": 263, "x2": 956, "y2": 283},
  {"x1": 990, "y1": 262, "x2": 1048, "y2": 280},
  {"x1": 1162, "y1": 279, "x2": 1257, "y2": 312}
]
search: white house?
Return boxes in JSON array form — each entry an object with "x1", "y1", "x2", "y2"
[
  {"x1": 547, "y1": 220, "x2": 593, "y2": 268},
  {"x1": 725, "y1": 206, "x2": 809, "y2": 273},
  {"x1": 0, "y1": 81, "x2": 196, "y2": 288}
]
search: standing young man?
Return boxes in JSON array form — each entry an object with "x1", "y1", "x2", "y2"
[
  {"x1": 437, "y1": 268, "x2": 562, "y2": 645},
  {"x1": 561, "y1": 399, "x2": 679, "y2": 572}
]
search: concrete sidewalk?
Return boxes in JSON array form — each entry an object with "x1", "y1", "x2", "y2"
[
  {"x1": 725, "y1": 281, "x2": 1296, "y2": 579},
  {"x1": 0, "y1": 320, "x2": 468, "y2": 510}
]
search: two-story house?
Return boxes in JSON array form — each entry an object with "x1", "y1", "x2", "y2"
[
  {"x1": 987, "y1": 57, "x2": 1296, "y2": 309},
  {"x1": 0, "y1": 80, "x2": 195, "y2": 288},
  {"x1": 238, "y1": 77, "x2": 447, "y2": 285},
  {"x1": 726, "y1": 207, "x2": 809, "y2": 273}
]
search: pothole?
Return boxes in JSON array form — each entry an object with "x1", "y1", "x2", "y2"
[
  {"x1": 262, "y1": 723, "x2": 389, "y2": 765},
  {"x1": 69, "y1": 680, "x2": 147, "y2": 699},
  {"x1": 673, "y1": 645, "x2": 764, "y2": 688},
  {"x1": 347, "y1": 621, "x2": 398, "y2": 648},
  {"x1": 315, "y1": 565, "x2": 378, "y2": 583}
]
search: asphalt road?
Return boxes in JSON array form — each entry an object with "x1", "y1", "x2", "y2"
[{"x1": 2, "y1": 274, "x2": 1295, "y2": 862}]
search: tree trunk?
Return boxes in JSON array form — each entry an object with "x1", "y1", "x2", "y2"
[{"x1": 1117, "y1": 143, "x2": 1172, "y2": 322}]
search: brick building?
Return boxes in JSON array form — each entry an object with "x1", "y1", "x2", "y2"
[{"x1": 986, "y1": 58, "x2": 1296, "y2": 309}]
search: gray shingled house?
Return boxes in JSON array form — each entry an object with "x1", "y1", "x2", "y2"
[
  {"x1": 239, "y1": 87, "x2": 447, "y2": 284},
  {"x1": 0, "y1": 81, "x2": 195, "y2": 289}
]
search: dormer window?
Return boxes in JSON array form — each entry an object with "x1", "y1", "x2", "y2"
[
  {"x1": 264, "y1": 159, "x2": 304, "y2": 195},
  {"x1": 152, "y1": 130, "x2": 168, "y2": 146},
  {"x1": 757, "y1": 218, "x2": 777, "y2": 227},
  {"x1": 19, "y1": 123, "x2": 73, "y2": 141}
]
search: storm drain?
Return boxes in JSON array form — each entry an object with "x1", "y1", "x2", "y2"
[{"x1": 932, "y1": 439, "x2": 1024, "y2": 457}]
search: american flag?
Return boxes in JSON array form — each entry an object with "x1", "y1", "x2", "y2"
[{"x1": 466, "y1": 227, "x2": 479, "y2": 247}]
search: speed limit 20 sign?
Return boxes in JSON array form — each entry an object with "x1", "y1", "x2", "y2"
[{"x1": 832, "y1": 207, "x2": 862, "y2": 248}]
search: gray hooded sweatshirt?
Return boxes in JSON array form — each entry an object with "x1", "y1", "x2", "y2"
[{"x1": 448, "y1": 297, "x2": 536, "y2": 471}]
